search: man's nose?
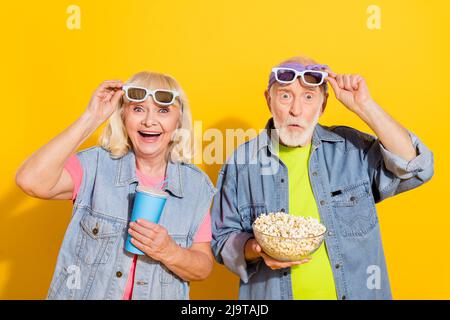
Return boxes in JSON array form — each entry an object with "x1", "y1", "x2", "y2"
[{"x1": 289, "y1": 99, "x2": 303, "y2": 117}]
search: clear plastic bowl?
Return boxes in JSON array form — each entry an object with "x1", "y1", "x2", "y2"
[{"x1": 252, "y1": 224, "x2": 327, "y2": 262}]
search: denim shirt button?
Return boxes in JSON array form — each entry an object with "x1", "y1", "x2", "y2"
[
  {"x1": 281, "y1": 178, "x2": 285, "y2": 183},
  {"x1": 320, "y1": 200, "x2": 326, "y2": 206},
  {"x1": 280, "y1": 208, "x2": 285, "y2": 213},
  {"x1": 92, "y1": 228, "x2": 99, "y2": 235},
  {"x1": 335, "y1": 264, "x2": 340, "y2": 269},
  {"x1": 312, "y1": 172, "x2": 318, "y2": 177},
  {"x1": 328, "y1": 231, "x2": 334, "y2": 236},
  {"x1": 342, "y1": 295, "x2": 347, "y2": 300},
  {"x1": 283, "y1": 271, "x2": 288, "y2": 276},
  {"x1": 116, "y1": 271, "x2": 123, "y2": 278}
]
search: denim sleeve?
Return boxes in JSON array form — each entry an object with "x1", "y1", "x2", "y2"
[
  {"x1": 210, "y1": 164, "x2": 261, "y2": 283},
  {"x1": 366, "y1": 130, "x2": 434, "y2": 202}
]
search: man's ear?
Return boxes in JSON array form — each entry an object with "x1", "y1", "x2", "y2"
[
  {"x1": 321, "y1": 92, "x2": 329, "y2": 115},
  {"x1": 264, "y1": 90, "x2": 271, "y2": 112}
]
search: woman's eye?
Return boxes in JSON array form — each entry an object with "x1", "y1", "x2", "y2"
[
  {"x1": 158, "y1": 108, "x2": 169, "y2": 113},
  {"x1": 305, "y1": 93, "x2": 314, "y2": 100},
  {"x1": 281, "y1": 93, "x2": 291, "y2": 99},
  {"x1": 133, "y1": 106, "x2": 144, "y2": 112}
]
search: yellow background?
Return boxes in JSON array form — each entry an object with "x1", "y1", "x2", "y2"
[{"x1": 1, "y1": 0, "x2": 449, "y2": 299}]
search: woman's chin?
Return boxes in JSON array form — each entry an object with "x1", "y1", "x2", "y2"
[{"x1": 133, "y1": 143, "x2": 163, "y2": 158}]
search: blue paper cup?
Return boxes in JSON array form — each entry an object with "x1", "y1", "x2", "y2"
[{"x1": 125, "y1": 185, "x2": 168, "y2": 255}]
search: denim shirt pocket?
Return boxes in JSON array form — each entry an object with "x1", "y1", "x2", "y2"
[
  {"x1": 330, "y1": 180, "x2": 378, "y2": 237},
  {"x1": 77, "y1": 211, "x2": 124, "y2": 265},
  {"x1": 239, "y1": 203, "x2": 269, "y2": 233}
]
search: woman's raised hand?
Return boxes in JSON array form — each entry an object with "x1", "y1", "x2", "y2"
[{"x1": 85, "y1": 80, "x2": 124, "y2": 125}]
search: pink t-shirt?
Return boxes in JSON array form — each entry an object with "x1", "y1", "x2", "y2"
[{"x1": 64, "y1": 155, "x2": 212, "y2": 300}]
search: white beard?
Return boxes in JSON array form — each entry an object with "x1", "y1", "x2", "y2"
[{"x1": 273, "y1": 108, "x2": 321, "y2": 147}]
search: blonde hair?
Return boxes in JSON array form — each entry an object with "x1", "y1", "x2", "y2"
[
  {"x1": 276, "y1": 55, "x2": 328, "y2": 94},
  {"x1": 99, "y1": 71, "x2": 193, "y2": 163}
]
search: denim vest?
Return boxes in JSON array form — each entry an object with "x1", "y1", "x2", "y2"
[
  {"x1": 211, "y1": 119, "x2": 434, "y2": 300},
  {"x1": 47, "y1": 146, "x2": 216, "y2": 300}
]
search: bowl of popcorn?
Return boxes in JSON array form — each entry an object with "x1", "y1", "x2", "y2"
[{"x1": 252, "y1": 212, "x2": 327, "y2": 262}]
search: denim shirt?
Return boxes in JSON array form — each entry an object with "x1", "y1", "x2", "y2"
[
  {"x1": 47, "y1": 146, "x2": 216, "y2": 300},
  {"x1": 211, "y1": 119, "x2": 434, "y2": 300}
]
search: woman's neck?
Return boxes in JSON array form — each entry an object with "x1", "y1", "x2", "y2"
[{"x1": 135, "y1": 152, "x2": 167, "y2": 177}]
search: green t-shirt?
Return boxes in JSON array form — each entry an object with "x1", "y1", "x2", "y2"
[{"x1": 277, "y1": 143, "x2": 337, "y2": 300}]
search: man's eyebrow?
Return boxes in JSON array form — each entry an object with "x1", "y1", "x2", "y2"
[
  {"x1": 301, "y1": 83, "x2": 319, "y2": 90},
  {"x1": 275, "y1": 88, "x2": 292, "y2": 93}
]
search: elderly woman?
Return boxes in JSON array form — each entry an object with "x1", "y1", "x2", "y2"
[{"x1": 16, "y1": 71, "x2": 216, "y2": 300}]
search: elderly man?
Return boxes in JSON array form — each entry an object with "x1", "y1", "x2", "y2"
[{"x1": 211, "y1": 56, "x2": 434, "y2": 300}]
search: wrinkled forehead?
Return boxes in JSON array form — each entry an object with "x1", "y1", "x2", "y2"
[{"x1": 270, "y1": 78, "x2": 320, "y2": 94}]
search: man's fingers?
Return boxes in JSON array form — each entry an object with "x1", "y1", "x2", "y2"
[
  {"x1": 336, "y1": 74, "x2": 344, "y2": 88},
  {"x1": 325, "y1": 69, "x2": 337, "y2": 77},
  {"x1": 260, "y1": 250, "x2": 312, "y2": 269},
  {"x1": 351, "y1": 75, "x2": 359, "y2": 90},
  {"x1": 292, "y1": 258, "x2": 311, "y2": 265},
  {"x1": 326, "y1": 76, "x2": 340, "y2": 94},
  {"x1": 343, "y1": 74, "x2": 353, "y2": 91}
]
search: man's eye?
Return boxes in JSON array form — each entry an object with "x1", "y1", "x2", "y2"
[
  {"x1": 133, "y1": 106, "x2": 144, "y2": 112},
  {"x1": 305, "y1": 93, "x2": 314, "y2": 100},
  {"x1": 281, "y1": 93, "x2": 291, "y2": 99},
  {"x1": 158, "y1": 108, "x2": 169, "y2": 113}
]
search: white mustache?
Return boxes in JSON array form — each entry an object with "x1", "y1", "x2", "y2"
[{"x1": 283, "y1": 118, "x2": 308, "y2": 128}]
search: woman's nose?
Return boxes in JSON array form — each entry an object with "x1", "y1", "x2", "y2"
[{"x1": 142, "y1": 108, "x2": 159, "y2": 126}]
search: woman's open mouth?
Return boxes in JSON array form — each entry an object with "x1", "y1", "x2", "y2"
[{"x1": 138, "y1": 131, "x2": 163, "y2": 143}]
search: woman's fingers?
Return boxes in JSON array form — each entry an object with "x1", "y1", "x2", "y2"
[
  {"x1": 101, "y1": 80, "x2": 123, "y2": 88},
  {"x1": 137, "y1": 219, "x2": 161, "y2": 232},
  {"x1": 103, "y1": 90, "x2": 115, "y2": 102},
  {"x1": 110, "y1": 89, "x2": 124, "y2": 106},
  {"x1": 96, "y1": 80, "x2": 123, "y2": 95},
  {"x1": 99, "y1": 81, "x2": 123, "y2": 93},
  {"x1": 130, "y1": 237, "x2": 150, "y2": 253},
  {"x1": 129, "y1": 227, "x2": 152, "y2": 246},
  {"x1": 129, "y1": 221, "x2": 157, "y2": 240}
]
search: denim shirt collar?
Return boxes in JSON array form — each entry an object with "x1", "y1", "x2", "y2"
[
  {"x1": 114, "y1": 149, "x2": 184, "y2": 198},
  {"x1": 256, "y1": 118, "x2": 344, "y2": 156}
]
